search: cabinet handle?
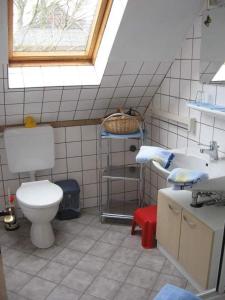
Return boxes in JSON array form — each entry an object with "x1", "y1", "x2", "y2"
[
  {"x1": 168, "y1": 204, "x2": 180, "y2": 215},
  {"x1": 183, "y1": 215, "x2": 196, "y2": 228}
]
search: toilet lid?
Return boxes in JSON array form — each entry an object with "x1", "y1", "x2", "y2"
[{"x1": 16, "y1": 180, "x2": 63, "y2": 208}]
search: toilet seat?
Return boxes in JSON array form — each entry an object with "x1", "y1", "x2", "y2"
[{"x1": 16, "y1": 180, "x2": 63, "y2": 208}]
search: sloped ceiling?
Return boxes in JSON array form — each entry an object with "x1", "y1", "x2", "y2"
[
  {"x1": 0, "y1": 0, "x2": 203, "y2": 125},
  {"x1": 110, "y1": 0, "x2": 203, "y2": 61}
]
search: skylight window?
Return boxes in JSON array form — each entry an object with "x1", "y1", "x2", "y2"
[
  {"x1": 212, "y1": 63, "x2": 225, "y2": 82},
  {"x1": 8, "y1": 0, "x2": 112, "y2": 66}
]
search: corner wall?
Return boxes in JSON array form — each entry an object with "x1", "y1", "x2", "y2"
[{"x1": 144, "y1": 15, "x2": 225, "y2": 201}]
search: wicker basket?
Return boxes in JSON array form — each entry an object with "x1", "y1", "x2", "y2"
[{"x1": 102, "y1": 110, "x2": 142, "y2": 134}]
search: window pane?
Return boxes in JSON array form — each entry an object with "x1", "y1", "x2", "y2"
[{"x1": 13, "y1": 0, "x2": 100, "y2": 52}]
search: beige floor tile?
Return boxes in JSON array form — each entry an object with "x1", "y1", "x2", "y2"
[
  {"x1": 78, "y1": 226, "x2": 106, "y2": 240},
  {"x1": 7, "y1": 291, "x2": 28, "y2": 300},
  {"x1": 136, "y1": 253, "x2": 165, "y2": 272},
  {"x1": 67, "y1": 236, "x2": 96, "y2": 253},
  {"x1": 54, "y1": 230, "x2": 75, "y2": 247},
  {"x1": 15, "y1": 255, "x2": 48, "y2": 275},
  {"x1": 2, "y1": 248, "x2": 27, "y2": 267},
  {"x1": 87, "y1": 276, "x2": 121, "y2": 300},
  {"x1": 53, "y1": 248, "x2": 84, "y2": 266},
  {"x1": 53, "y1": 220, "x2": 85, "y2": 235},
  {"x1": 100, "y1": 260, "x2": 132, "y2": 282},
  {"x1": 38, "y1": 261, "x2": 72, "y2": 283},
  {"x1": 0, "y1": 232, "x2": 20, "y2": 247},
  {"x1": 126, "y1": 267, "x2": 159, "y2": 290},
  {"x1": 161, "y1": 259, "x2": 186, "y2": 279},
  {"x1": 3, "y1": 215, "x2": 196, "y2": 300},
  {"x1": 114, "y1": 283, "x2": 149, "y2": 300},
  {"x1": 109, "y1": 224, "x2": 131, "y2": 235},
  {"x1": 88, "y1": 241, "x2": 118, "y2": 259},
  {"x1": 62, "y1": 268, "x2": 95, "y2": 292},
  {"x1": 80, "y1": 294, "x2": 102, "y2": 300},
  {"x1": 121, "y1": 235, "x2": 143, "y2": 251},
  {"x1": 46, "y1": 285, "x2": 82, "y2": 300},
  {"x1": 154, "y1": 274, "x2": 187, "y2": 292},
  {"x1": 75, "y1": 254, "x2": 107, "y2": 275},
  {"x1": 4, "y1": 267, "x2": 32, "y2": 293},
  {"x1": 100, "y1": 230, "x2": 127, "y2": 245},
  {"x1": 33, "y1": 245, "x2": 62, "y2": 259},
  {"x1": 90, "y1": 217, "x2": 111, "y2": 230},
  {"x1": 60, "y1": 221, "x2": 85, "y2": 235},
  {"x1": 12, "y1": 237, "x2": 36, "y2": 254},
  {"x1": 111, "y1": 247, "x2": 140, "y2": 265},
  {"x1": 19, "y1": 277, "x2": 56, "y2": 300}
]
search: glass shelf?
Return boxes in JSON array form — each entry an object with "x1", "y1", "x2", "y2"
[
  {"x1": 187, "y1": 101, "x2": 225, "y2": 118},
  {"x1": 102, "y1": 165, "x2": 140, "y2": 181}
]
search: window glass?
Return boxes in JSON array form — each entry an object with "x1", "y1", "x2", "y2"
[{"x1": 13, "y1": 0, "x2": 100, "y2": 53}]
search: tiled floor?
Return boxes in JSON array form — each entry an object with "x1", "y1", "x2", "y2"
[{"x1": 0, "y1": 208, "x2": 198, "y2": 300}]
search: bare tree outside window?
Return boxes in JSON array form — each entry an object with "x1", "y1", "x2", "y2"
[
  {"x1": 8, "y1": 0, "x2": 112, "y2": 65},
  {"x1": 13, "y1": 0, "x2": 100, "y2": 52}
]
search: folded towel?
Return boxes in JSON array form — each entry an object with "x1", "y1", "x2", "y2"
[
  {"x1": 154, "y1": 284, "x2": 200, "y2": 300},
  {"x1": 167, "y1": 168, "x2": 208, "y2": 188},
  {"x1": 136, "y1": 146, "x2": 174, "y2": 168}
]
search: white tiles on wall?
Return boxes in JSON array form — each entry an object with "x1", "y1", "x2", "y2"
[
  {"x1": 144, "y1": 15, "x2": 225, "y2": 202},
  {"x1": 0, "y1": 23, "x2": 176, "y2": 210},
  {"x1": 0, "y1": 124, "x2": 142, "y2": 211},
  {"x1": 0, "y1": 59, "x2": 172, "y2": 126}
]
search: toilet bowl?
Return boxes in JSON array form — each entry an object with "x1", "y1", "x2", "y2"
[
  {"x1": 16, "y1": 180, "x2": 63, "y2": 248},
  {"x1": 4, "y1": 125, "x2": 63, "y2": 248}
]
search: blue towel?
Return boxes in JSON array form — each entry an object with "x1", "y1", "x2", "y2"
[
  {"x1": 136, "y1": 146, "x2": 174, "y2": 168},
  {"x1": 154, "y1": 284, "x2": 200, "y2": 300},
  {"x1": 101, "y1": 130, "x2": 143, "y2": 139},
  {"x1": 167, "y1": 168, "x2": 208, "y2": 188}
]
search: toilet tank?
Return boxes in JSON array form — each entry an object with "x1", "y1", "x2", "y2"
[{"x1": 4, "y1": 125, "x2": 55, "y2": 173}]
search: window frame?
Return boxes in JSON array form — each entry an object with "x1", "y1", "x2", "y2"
[{"x1": 8, "y1": 0, "x2": 112, "y2": 66}]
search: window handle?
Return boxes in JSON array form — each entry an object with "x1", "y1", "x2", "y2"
[
  {"x1": 168, "y1": 204, "x2": 180, "y2": 215},
  {"x1": 183, "y1": 215, "x2": 196, "y2": 228}
]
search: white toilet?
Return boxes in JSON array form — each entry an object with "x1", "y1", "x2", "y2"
[{"x1": 4, "y1": 125, "x2": 63, "y2": 248}]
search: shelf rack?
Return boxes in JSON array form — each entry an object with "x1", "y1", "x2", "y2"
[
  {"x1": 98, "y1": 115, "x2": 145, "y2": 222},
  {"x1": 187, "y1": 101, "x2": 225, "y2": 119}
]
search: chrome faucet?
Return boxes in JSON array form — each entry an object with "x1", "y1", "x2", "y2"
[{"x1": 200, "y1": 141, "x2": 219, "y2": 160}]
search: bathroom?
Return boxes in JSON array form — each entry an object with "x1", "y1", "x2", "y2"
[{"x1": 1, "y1": 0, "x2": 225, "y2": 299}]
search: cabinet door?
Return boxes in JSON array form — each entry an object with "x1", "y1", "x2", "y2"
[
  {"x1": 156, "y1": 196, "x2": 182, "y2": 259},
  {"x1": 179, "y1": 210, "x2": 213, "y2": 289}
]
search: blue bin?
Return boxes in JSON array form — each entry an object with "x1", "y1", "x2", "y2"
[{"x1": 55, "y1": 179, "x2": 80, "y2": 220}]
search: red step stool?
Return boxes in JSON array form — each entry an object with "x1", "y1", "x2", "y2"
[{"x1": 131, "y1": 205, "x2": 157, "y2": 249}]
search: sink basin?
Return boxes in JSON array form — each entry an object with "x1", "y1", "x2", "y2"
[{"x1": 152, "y1": 147, "x2": 225, "y2": 192}]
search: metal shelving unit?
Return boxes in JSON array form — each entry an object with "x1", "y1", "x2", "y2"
[{"x1": 98, "y1": 114, "x2": 145, "y2": 221}]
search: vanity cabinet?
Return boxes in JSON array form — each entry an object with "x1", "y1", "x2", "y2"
[
  {"x1": 179, "y1": 210, "x2": 213, "y2": 288},
  {"x1": 157, "y1": 188, "x2": 225, "y2": 290},
  {"x1": 157, "y1": 198, "x2": 182, "y2": 259}
]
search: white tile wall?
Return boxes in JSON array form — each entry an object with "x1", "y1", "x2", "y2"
[
  {"x1": 144, "y1": 15, "x2": 225, "y2": 202},
  {"x1": 0, "y1": 20, "x2": 181, "y2": 211},
  {"x1": 0, "y1": 124, "x2": 141, "y2": 212},
  {"x1": 0, "y1": 58, "x2": 172, "y2": 126}
]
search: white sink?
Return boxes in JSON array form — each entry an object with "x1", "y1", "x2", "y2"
[{"x1": 152, "y1": 147, "x2": 225, "y2": 192}]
